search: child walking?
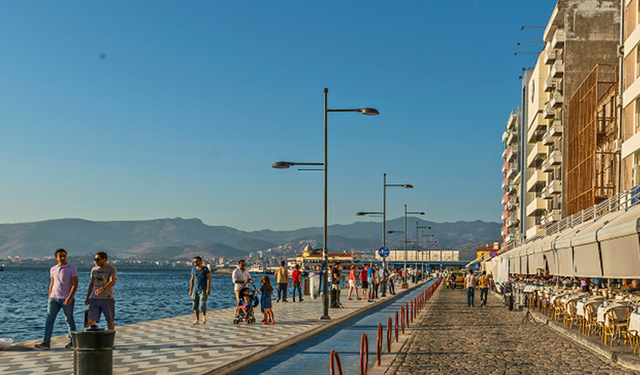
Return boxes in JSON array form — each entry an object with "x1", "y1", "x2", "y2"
[{"x1": 259, "y1": 276, "x2": 275, "y2": 324}]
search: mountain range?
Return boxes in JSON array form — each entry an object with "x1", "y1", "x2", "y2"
[{"x1": 0, "y1": 217, "x2": 501, "y2": 261}]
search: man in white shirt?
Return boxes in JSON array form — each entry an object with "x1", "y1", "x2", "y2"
[
  {"x1": 464, "y1": 270, "x2": 478, "y2": 307},
  {"x1": 232, "y1": 259, "x2": 253, "y2": 302}
]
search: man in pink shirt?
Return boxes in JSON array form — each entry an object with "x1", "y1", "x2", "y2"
[
  {"x1": 291, "y1": 264, "x2": 303, "y2": 302},
  {"x1": 35, "y1": 248, "x2": 78, "y2": 350}
]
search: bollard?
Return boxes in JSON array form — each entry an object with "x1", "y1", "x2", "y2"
[
  {"x1": 360, "y1": 334, "x2": 369, "y2": 375},
  {"x1": 72, "y1": 324, "x2": 115, "y2": 375},
  {"x1": 400, "y1": 307, "x2": 405, "y2": 334},
  {"x1": 405, "y1": 303, "x2": 409, "y2": 328},
  {"x1": 330, "y1": 350, "x2": 343, "y2": 375},
  {"x1": 394, "y1": 311, "x2": 399, "y2": 342},
  {"x1": 387, "y1": 317, "x2": 392, "y2": 353},
  {"x1": 376, "y1": 323, "x2": 383, "y2": 366}
]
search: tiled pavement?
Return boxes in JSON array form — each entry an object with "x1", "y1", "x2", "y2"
[
  {"x1": 388, "y1": 285, "x2": 639, "y2": 375},
  {"x1": 0, "y1": 281, "x2": 427, "y2": 375}
]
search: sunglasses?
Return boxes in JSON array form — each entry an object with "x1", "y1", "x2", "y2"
[{"x1": 94, "y1": 258, "x2": 102, "y2": 261}]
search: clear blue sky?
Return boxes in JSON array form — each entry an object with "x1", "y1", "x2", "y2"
[{"x1": 0, "y1": 1, "x2": 556, "y2": 231}]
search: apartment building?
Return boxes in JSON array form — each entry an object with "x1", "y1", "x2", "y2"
[
  {"x1": 523, "y1": 55, "x2": 549, "y2": 239},
  {"x1": 543, "y1": 1, "x2": 621, "y2": 216},
  {"x1": 622, "y1": 0, "x2": 640, "y2": 190},
  {"x1": 501, "y1": 109, "x2": 521, "y2": 245}
]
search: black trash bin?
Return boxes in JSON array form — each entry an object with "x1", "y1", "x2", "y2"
[{"x1": 72, "y1": 325, "x2": 116, "y2": 375}]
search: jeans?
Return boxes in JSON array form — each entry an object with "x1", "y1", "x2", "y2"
[
  {"x1": 292, "y1": 282, "x2": 302, "y2": 301},
  {"x1": 277, "y1": 283, "x2": 288, "y2": 301},
  {"x1": 467, "y1": 287, "x2": 475, "y2": 307},
  {"x1": 44, "y1": 298, "x2": 76, "y2": 343},
  {"x1": 388, "y1": 280, "x2": 395, "y2": 294},
  {"x1": 480, "y1": 288, "x2": 488, "y2": 306}
]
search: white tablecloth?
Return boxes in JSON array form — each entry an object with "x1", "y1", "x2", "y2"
[
  {"x1": 577, "y1": 301, "x2": 586, "y2": 317},
  {"x1": 629, "y1": 312, "x2": 640, "y2": 334}
]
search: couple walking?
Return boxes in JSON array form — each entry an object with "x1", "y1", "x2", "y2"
[
  {"x1": 464, "y1": 270, "x2": 489, "y2": 307},
  {"x1": 273, "y1": 261, "x2": 303, "y2": 302}
]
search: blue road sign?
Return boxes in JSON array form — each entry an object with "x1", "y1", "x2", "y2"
[{"x1": 378, "y1": 247, "x2": 390, "y2": 258}]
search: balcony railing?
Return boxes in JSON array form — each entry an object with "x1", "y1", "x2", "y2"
[
  {"x1": 527, "y1": 142, "x2": 546, "y2": 168},
  {"x1": 547, "y1": 178, "x2": 561, "y2": 195},
  {"x1": 526, "y1": 169, "x2": 547, "y2": 192},
  {"x1": 543, "y1": 101, "x2": 556, "y2": 119},
  {"x1": 551, "y1": 29, "x2": 565, "y2": 50},
  {"x1": 526, "y1": 197, "x2": 546, "y2": 217},
  {"x1": 544, "y1": 75, "x2": 556, "y2": 92},
  {"x1": 550, "y1": 59, "x2": 564, "y2": 78},
  {"x1": 544, "y1": 48, "x2": 558, "y2": 65}
]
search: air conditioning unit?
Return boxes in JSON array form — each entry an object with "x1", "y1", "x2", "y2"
[{"x1": 614, "y1": 138, "x2": 623, "y2": 153}]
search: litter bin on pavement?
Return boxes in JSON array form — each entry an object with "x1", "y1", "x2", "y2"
[
  {"x1": 72, "y1": 325, "x2": 116, "y2": 375},
  {"x1": 303, "y1": 278, "x2": 310, "y2": 295}
]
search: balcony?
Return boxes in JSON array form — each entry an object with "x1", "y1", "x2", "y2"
[
  {"x1": 542, "y1": 120, "x2": 562, "y2": 145},
  {"x1": 549, "y1": 90, "x2": 563, "y2": 109},
  {"x1": 501, "y1": 195, "x2": 508, "y2": 205},
  {"x1": 543, "y1": 75, "x2": 556, "y2": 92},
  {"x1": 501, "y1": 211, "x2": 507, "y2": 221},
  {"x1": 526, "y1": 169, "x2": 547, "y2": 192},
  {"x1": 502, "y1": 164, "x2": 507, "y2": 174},
  {"x1": 501, "y1": 179, "x2": 507, "y2": 190},
  {"x1": 544, "y1": 48, "x2": 559, "y2": 65},
  {"x1": 546, "y1": 209, "x2": 561, "y2": 223},
  {"x1": 506, "y1": 217, "x2": 519, "y2": 228},
  {"x1": 506, "y1": 146, "x2": 518, "y2": 162},
  {"x1": 550, "y1": 59, "x2": 564, "y2": 78},
  {"x1": 507, "y1": 165, "x2": 518, "y2": 180},
  {"x1": 547, "y1": 178, "x2": 562, "y2": 195},
  {"x1": 507, "y1": 198, "x2": 518, "y2": 211},
  {"x1": 508, "y1": 182, "x2": 519, "y2": 195},
  {"x1": 526, "y1": 197, "x2": 546, "y2": 217},
  {"x1": 543, "y1": 101, "x2": 556, "y2": 119},
  {"x1": 527, "y1": 114, "x2": 546, "y2": 143},
  {"x1": 541, "y1": 156, "x2": 554, "y2": 173},
  {"x1": 502, "y1": 129, "x2": 509, "y2": 143},
  {"x1": 506, "y1": 130, "x2": 517, "y2": 145},
  {"x1": 502, "y1": 147, "x2": 509, "y2": 160},
  {"x1": 551, "y1": 29, "x2": 565, "y2": 50},
  {"x1": 548, "y1": 149, "x2": 562, "y2": 165},
  {"x1": 527, "y1": 142, "x2": 547, "y2": 168},
  {"x1": 501, "y1": 228, "x2": 505, "y2": 236}
]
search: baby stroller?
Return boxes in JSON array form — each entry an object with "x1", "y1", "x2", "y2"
[{"x1": 233, "y1": 285, "x2": 259, "y2": 324}]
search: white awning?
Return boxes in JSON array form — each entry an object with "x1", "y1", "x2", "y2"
[
  {"x1": 542, "y1": 237, "x2": 560, "y2": 275},
  {"x1": 571, "y1": 215, "x2": 620, "y2": 278},
  {"x1": 553, "y1": 220, "x2": 596, "y2": 277},
  {"x1": 527, "y1": 240, "x2": 546, "y2": 274},
  {"x1": 599, "y1": 204, "x2": 640, "y2": 278}
]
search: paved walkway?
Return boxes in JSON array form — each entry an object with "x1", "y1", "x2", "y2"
[
  {"x1": 389, "y1": 285, "x2": 638, "y2": 375},
  {"x1": 0, "y1": 281, "x2": 427, "y2": 375},
  {"x1": 232, "y1": 279, "x2": 437, "y2": 375}
]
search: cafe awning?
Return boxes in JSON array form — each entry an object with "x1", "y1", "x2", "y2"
[{"x1": 598, "y1": 203, "x2": 640, "y2": 278}]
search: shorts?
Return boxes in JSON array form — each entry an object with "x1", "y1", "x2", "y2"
[
  {"x1": 361, "y1": 280, "x2": 368, "y2": 289},
  {"x1": 88, "y1": 298, "x2": 115, "y2": 323},
  {"x1": 192, "y1": 290, "x2": 208, "y2": 311},
  {"x1": 367, "y1": 278, "x2": 375, "y2": 291},
  {"x1": 349, "y1": 279, "x2": 356, "y2": 287}
]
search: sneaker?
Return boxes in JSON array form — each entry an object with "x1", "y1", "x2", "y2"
[
  {"x1": 202, "y1": 316, "x2": 207, "y2": 324},
  {"x1": 368, "y1": 299, "x2": 374, "y2": 303},
  {"x1": 261, "y1": 319, "x2": 266, "y2": 323},
  {"x1": 263, "y1": 321, "x2": 268, "y2": 324},
  {"x1": 270, "y1": 320, "x2": 275, "y2": 324},
  {"x1": 276, "y1": 298, "x2": 280, "y2": 303},
  {"x1": 193, "y1": 320, "x2": 200, "y2": 325},
  {"x1": 65, "y1": 342, "x2": 73, "y2": 349},
  {"x1": 300, "y1": 299, "x2": 304, "y2": 302},
  {"x1": 34, "y1": 342, "x2": 50, "y2": 350},
  {"x1": 283, "y1": 300, "x2": 288, "y2": 302}
]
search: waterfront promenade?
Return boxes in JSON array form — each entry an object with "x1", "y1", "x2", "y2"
[
  {"x1": 0, "y1": 280, "x2": 429, "y2": 375},
  {"x1": 388, "y1": 286, "x2": 638, "y2": 375}
]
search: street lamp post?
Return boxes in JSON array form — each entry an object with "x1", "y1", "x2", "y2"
[
  {"x1": 387, "y1": 205, "x2": 424, "y2": 289},
  {"x1": 415, "y1": 223, "x2": 430, "y2": 280},
  {"x1": 273, "y1": 88, "x2": 378, "y2": 321},
  {"x1": 357, "y1": 174, "x2": 412, "y2": 297}
]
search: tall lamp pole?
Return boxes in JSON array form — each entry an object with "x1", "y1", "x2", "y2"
[
  {"x1": 387, "y1": 205, "x2": 424, "y2": 289},
  {"x1": 415, "y1": 223, "x2": 430, "y2": 279},
  {"x1": 357, "y1": 174, "x2": 412, "y2": 297},
  {"x1": 274, "y1": 88, "x2": 378, "y2": 321}
]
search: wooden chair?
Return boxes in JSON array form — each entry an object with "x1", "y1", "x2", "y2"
[
  {"x1": 582, "y1": 303, "x2": 599, "y2": 337},
  {"x1": 553, "y1": 298, "x2": 564, "y2": 322},
  {"x1": 603, "y1": 307, "x2": 633, "y2": 346},
  {"x1": 563, "y1": 300, "x2": 578, "y2": 329}
]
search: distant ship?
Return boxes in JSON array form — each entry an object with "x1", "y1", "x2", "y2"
[{"x1": 248, "y1": 265, "x2": 273, "y2": 275}]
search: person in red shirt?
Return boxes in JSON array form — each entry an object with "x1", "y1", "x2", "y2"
[
  {"x1": 360, "y1": 267, "x2": 368, "y2": 300},
  {"x1": 292, "y1": 264, "x2": 303, "y2": 302}
]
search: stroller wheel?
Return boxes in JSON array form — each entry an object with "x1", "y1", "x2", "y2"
[{"x1": 233, "y1": 319, "x2": 238, "y2": 324}]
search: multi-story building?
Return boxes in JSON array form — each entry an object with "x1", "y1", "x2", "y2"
[
  {"x1": 501, "y1": 109, "x2": 521, "y2": 246},
  {"x1": 621, "y1": 0, "x2": 640, "y2": 191},
  {"x1": 543, "y1": 0, "x2": 621, "y2": 216},
  {"x1": 523, "y1": 56, "x2": 549, "y2": 239}
]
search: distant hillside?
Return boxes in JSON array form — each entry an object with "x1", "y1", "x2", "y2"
[{"x1": 0, "y1": 217, "x2": 501, "y2": 260}]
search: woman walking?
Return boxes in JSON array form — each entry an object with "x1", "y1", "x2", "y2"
[{"x1": 347, "y1": 265, "x2": 360, "y2": 300}]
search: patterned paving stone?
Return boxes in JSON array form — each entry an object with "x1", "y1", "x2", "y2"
[
  {"x1": 389, "y1": 286, "x2": 639, "y2": 375},
  {"x1": 0, "y1": 284, "x2": 417, "y2": 375}
]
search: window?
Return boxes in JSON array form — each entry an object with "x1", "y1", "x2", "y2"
[
  {"x1": 636, "y1": 46, "x2": 640, "y2": 78},
  {"x1": 636, "y1": 98, "x2": 640, "y2": 132}
]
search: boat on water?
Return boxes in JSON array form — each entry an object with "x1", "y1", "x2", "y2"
[
  {"x1": 248, "y1": 265, "x2": 274, "y2": 274},
  {"x1": 287, "y1": 243, "x2": 361, "y2": 272},
  {"x1": 0, "y1": 264, "x2": 3, "y2": 271}
]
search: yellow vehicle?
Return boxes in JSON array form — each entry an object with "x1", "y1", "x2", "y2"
[{"x1": 447, "y1": 271, "x2": 465, "y2": 289}]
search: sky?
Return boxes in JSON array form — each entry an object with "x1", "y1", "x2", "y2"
[{"x1": 0, "y1": 1, "x2": 558, "y2": 231}]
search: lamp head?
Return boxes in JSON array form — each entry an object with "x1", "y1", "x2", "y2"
[
  {"x1": 272, "y1": 161, "x2": 293, "y2": 169},
  {"x1": 356, "y1": 212, "x2": 367, "y2": 216},
  {"x1": 402, "y1": 184, "x2": 413, "y2": 188},
  {"x1": 359, "y1": 107, "x2": 380, "y2": 116},
  {"x1": 418, "y1": 212, "x2": 425, "y2": 215}
]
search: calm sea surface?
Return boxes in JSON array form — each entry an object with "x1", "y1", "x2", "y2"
[{"x1": 0, "y1": 266, "x2": 281, "y2": 343}]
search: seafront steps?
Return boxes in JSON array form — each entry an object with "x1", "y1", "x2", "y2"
[{"x1": 0, "y1": 279, "x2": 434, "y2": 375}]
